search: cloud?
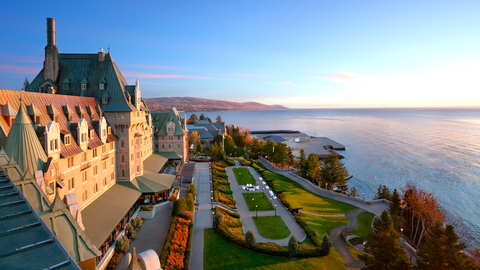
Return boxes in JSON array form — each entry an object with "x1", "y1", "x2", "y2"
[
  {"x1": 0, "y1": 64, "x2": 41, "y2": 75},
  {"x1": 119, "y1": 63, "x2": 189, "y2": 70},
  {"x1": 123, "y1": 71, "x2": 212, "y2": 80},
  {"x1": 314, "y1": 73, "x2": 376, "y2": 83},
  {"x1": 267, "y1": 81, "x2": 293, "y2": 85}
]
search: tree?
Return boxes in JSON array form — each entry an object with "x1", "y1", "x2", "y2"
[
  {"x1": 319, "y1": 155, "x2": 352, "y2": 191},
  {"x1": 265, "y1": 139, "x2": 275, "y2": 160},
  {"x1": 173, "y1": 198, "x2": 187, "y2": 216},
  {"x1": 348, "y1": 187, "x2": 359, "y2": 198},
  {"x1": 215, "y1": 115, "x2": 223, "y2": 123},
  {"x1": 115, "y1": 235, "x2": 130, "y2": 253},
  {"x1": 374, "y1": 185, "x2": 392, "y2": 200},
  {"x1": 359, "y1": 210, "x2": 413, "y2": 270},
  {"x1": 389, "y1": 189, "x2": 402, "y2": 231},
  {"x1": 321, "y1": 234, "x2": 333, "y2": 256},
  {"x1": 199, "y1": 113, "x2": 206, "y2": 120},
  {"x1": 188, "y1": 131, "x2": 201, "y2": 148},
  {"x1": 209, "y1": 142, "x2": 225, "y2": 161},
  {"x1": 186, "y1": 193, "x2": 195, "y2": 211},
  {"x1": 251, "y1": 137, "x2": 260, "y2": 154},
  {"x1": 188, "y1": 114, "x2": 198, "y2": 124},
  {"x1": 245, "y1": 229, "x2": 256, "y2": 249},
  {"x1": 288, "y1": 234, "x2": 299, "y2": 258},
  {"x1": 234, "y1": 134, "x2": 246, "y2": 148},
  {"x1": 196, "y1": 143, "x2": 203, "y2": 153},
  {"x1": 304, "y1": 153, "x2": 320, "y2": 182},
  {"x1": 224, "y1": 135, "x2": 235, "y2": 155},
  {"x1": 417, "y1": 221, "x2": 474, "y2": 270}
]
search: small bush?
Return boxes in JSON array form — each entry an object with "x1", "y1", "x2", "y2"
[
  {"x1": 214, "y1": 213, "x2": 224, "y2": 227},
  {"x1": 115, "y1": 235, "x2": 129, "y2": 254},
  {"x1": 321, "y1": 234, "x2": 333, "y2": 256},
  {"x1": 140, "y1": 205, "x2": 154, "y2": 211},
  {"x1": 188, "y1": 183, "x2": 196, "y2": 196},
  {"x1": 179, "y1": 211, "x2": 194, "y2": 221},
  {"x1": 245, "y1": 230, "x2": 256, "y2": 249},
  {"x1": 125, "y1": 224, "x2": 135, "y2": 239},
  {"x1": 288, "y1": 234, "x2": 299, "y2": 258},
  {"x1": 186, "y1": 193, "x2": 195, "y2": 211},
  {"x1": 132, "y1": 216, "x2": 142, "y2": 229},
  {"x1": 173, "y1": 198, "x2": 187, "y2": 216}
]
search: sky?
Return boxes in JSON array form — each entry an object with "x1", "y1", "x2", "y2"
[{"x1": 1, "y1": 1, "x2": 479, "y2": 108}]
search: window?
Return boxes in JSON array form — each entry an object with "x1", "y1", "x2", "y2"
[
  {"x1": 99, "y1": 83, "x2": 105, "y2": 90},
  {"x1": 90, "y1": 130, "x2": 95, "y2": 139},
  {"x1": 110, "y1": 142, "x2": 114, "y2": 150},
  {"x1": 82, "y1": 190, "x2": 88, "y2": 202},
  {"x1": 121, "y1": 155, "x2": 125, "y2": 163},
  {"x1": 131, "y1": 154, "x2": 134, "y2": 161},
  {"x1": 51, "y1": 169, "x2": 55, "y2": 177},
  {"x1": 94, "y1": 183, "x2": 99, "y2": 193},
  {"x1": 63, "y1": 83, "x2": 69, "y2": 91},
  {"x1": 103, "y1": 177, "x2": 107, "y2": 186},
  {"x1": 67, "y1": 157, "x2": 74, "y2": 168},
  {"x1": 169, "y1": 144, "x2": 171, "y2": 149},
  {"x1": 121, "y1": 170, "x2": 125, "y2": 177},
  {"x1": 120, "y1": 126, "x2": 124, "y2": 134},
  {"x1": 68, "y1": 178, "x2": 74, "y2": 191},
  {"x1": 103, "y1": 161, "x2": 106, "y2": 171},
  {"x1": 93, "y1": 166, "x2": 98, "y2": 176},
  {"x1": 102, "y1": 145, "x2": 106, "y2": 153},
  {"x1": 65, "y1": 135, "x2": 71, "y2": 145},
  {"x1": 93, "y1": 148, "x2": 98, "y2": 157},
  {"x1": 121, "y1": 141, "x2": 124, "y2": 148},
  {"x1": 81, "y1": 84, "x2": 87, "y2": 90},
  {"x1": 111, "y1": 172, "x2": 115, "y2": 181},
  {"x1": 136, "y1": 138, "x2": 139, "y2": 146},
  {"x1": 137, "y1": 165, "x2": 140, "y2": 172},
  {"x1": 82, "y1": 171, "x2": 88, "y2": 182},
  {"x1": 111, "y1": 157, "x2": 114, "y2": 166},
  {"x1": 162, "y1": 144, "x2": 165, "y2": 150},
  {"x1": 178, "y1": 144, "x2": 180, "y2": 149},
  {"x1": 136, "y1": 152, "x2": 140, "y2": 160},
  {"x1": 177, "y1": 136, "x2": 181, "y2": 140},
  {"x1": 137, "y1": 112, "x2": 140, "y2": 118}
]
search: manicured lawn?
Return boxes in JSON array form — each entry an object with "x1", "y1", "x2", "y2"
[
  {"x1": 253, "y1": 216, "x2": 291, "y2": 239},
  {"x1": 256, "y1": 164, "x2": 356, "y2": 215},
  {"x1": 344, "y1": 243, "x2": 363, "y2": 261},
  {"x1": 353, "y1": 212, "x2": 375, "y2": 237},
  {"x1": 242, "y1": 193, "x2": 273, "y2": 211},
  {"x1": 204, "y1": 228, "x2": 346, "y2": 270},
  {"x1": 233, "y1": 168, "x2": 256, "y2": 185},
  {"x1": 219, "y1": 184, "x2": 234, "y2": 199},
  {"x1": 303, "y1": 214, "x2": 349, "y2": 238}
]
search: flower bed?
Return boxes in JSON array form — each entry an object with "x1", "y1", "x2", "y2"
[{"x1": 164, "y1": 218, "x2": 191, "y2": 270}]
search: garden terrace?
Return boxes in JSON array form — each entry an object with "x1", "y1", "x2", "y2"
[
  {"x1": 242, "y1": 192, "x2": 274, "y2": 211},
  {"x1": 233, "y1": 168, "x2": 256, "y2": 185},
  {"x1": 253, "y1": 216, "x2": 290, "y2": 239}
]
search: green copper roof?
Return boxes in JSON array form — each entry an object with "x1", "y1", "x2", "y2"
[
  {"x1": 152, "y1": 106, "x2": 187, "y2": 136},
  {"x1": 26, "y1": 53, "x2": 139, "y2": 112},
  {"x1": 3, "y1": 103, "x2": 47, "y2": 176}
]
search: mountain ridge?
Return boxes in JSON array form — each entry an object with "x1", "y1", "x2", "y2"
[{"x1": 144, "y1": 97, "x2": 288, "y2": 112}]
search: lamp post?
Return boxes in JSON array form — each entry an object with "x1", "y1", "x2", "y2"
[
  {"x1": 212, "y1": 211, "x2": 215, "y2": 227},
  {"x1": 190, "y1": 144, "x2": 194, "y2": 157},
  {"x1": 363, "y1": 192, "x2": 365, "y2": 201},
  {"x1": 274, "y1": 204, "x2": 277, "y2": 217},
  {"x1": 255, "y1": 205, "x2": 258, "y2": 218},
  {"x1": 262, "y1": 187, "x2": 265, "y2": 198},
  {"x1": 401, "y1": 228, "x2": 403, "y2": 240},
  {"x1": 252, "y1": 198, "x2": 255, "y2": 211},
  {"x1": 270, "y1": 197, "x2": 273, "y2": 209}
]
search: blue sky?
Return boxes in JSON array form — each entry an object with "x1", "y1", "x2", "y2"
[{"x1": 1, "y1": 1, "x2": 479, "y2": 108}]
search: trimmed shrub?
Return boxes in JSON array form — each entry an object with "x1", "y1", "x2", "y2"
[
  {"x1": 245, "y1": 230, "x2": 256, "y2": 249},
  {"x1": 186, "y1": 193, "x2": 195, "y2": 211},
  {"x1": 184, "y1": 222, "x2": 194, "y2": 270},
  {"x1": 132, "y1": 216, "x2": 142, "y2": 229},
  {"x1": 173, "y1": 198, "x2": 187, "y2": 216},
  {"x1": 188, "y1": 183, "x2": 196, "y2": 196},
  {"x1": 217, "y1": 179, "x2": 230, "y2": 185},
  {"x1": 218, "y1": 186, "x2": 233, "y2": 194},
  {"x1": 179, "y1": 211, "x2": 194, "y2": 221},
  {"x1": 214, "y1": 213, "x2": 224, "y2": 227},
  {"x1": 160, "y1": 217, "x2": 178, "y2": 267},
  {"x1": 115, "y1": 235, "x2": 129, "y2": 254},
  {"x1": 321, "y1": 234, "x2": 333, "y2": 256},
  {"x1": 216, "y1": 207, "x2": 240, "y2": 219},
  {"x1": 140, "y1": 205, "x2": 154, "y2": 211},
  {"x1": 125, "y1": 224, "x2": 136, "y2": 239},
  {"x1": 288, "y1": 234, "x2": 299, "y2": 258}
]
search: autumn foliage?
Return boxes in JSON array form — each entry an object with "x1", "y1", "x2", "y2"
[{"x1": 165, "y1": 218, "x2": 190, "y2": 270}]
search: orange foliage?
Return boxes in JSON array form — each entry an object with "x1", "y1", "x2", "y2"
[{"x1": 166, "y1": 218, "x2": 190, "y2": 269}]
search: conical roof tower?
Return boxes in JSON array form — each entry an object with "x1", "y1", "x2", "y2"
[{"x1": 4, "y1": 97, "x2": 47, "y2": 175}]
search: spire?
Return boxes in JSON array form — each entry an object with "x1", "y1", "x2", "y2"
[
  {"x1": 126, "y1": 247, "x2": 142, "y2": 270},
  {"x1": 22, "y1": 78, "x2": 29, "y2": 90},
  {"x1": 3, "y1": 99, "x2": 47, "y2": 175}
]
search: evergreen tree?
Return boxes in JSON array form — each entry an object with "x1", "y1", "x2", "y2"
[
  {"x1": 305, "y1": 153, "x2": 320, "y2": 182},
  {"x1": 374, "y1": 185, "x2": 392, "y2": 200},
  {"x1": 234, "y1": 134, "x2": 246, "y2": 148},
  {"x1": 188, "y1": 113, "x2": 198, "y2": 124},
  {"x1": 199, "y1": 113, "x2": 206, "y2": 120},
  {"x1": 298, "y1": 149, "x2": 306, "y2": 175},
  {"x1": 196, "y1": 143, "x2": 203, "y2": 153},
  {"x1": 321, "y1": 234, "x2": 333, "y2": 256},
  {"x1": 214, "y1": 213, "x2": 224, "y2": 228},
  {"x1": 288, "y1": 234, "x2": 299, "y2": 258},
  {"x1": 359, "y1": 210, "x2": 413, "y2": 270},
  {"x1": 348, "y1": 187, "x2": 359, "y2": 198},
  {"x1": 215, "y1": 115, "x2": 223, "y2": 123},
  {"x1": 251, "y1": 137, "x2": 260, "y2": 154},
  {"x1": 319, "y1": 155, "x2": 352, "y2": 191},
  {"x1": 417, "y1": 222, "x2": 474, "y2": 269},
  {"x1": 389, "y1": 189, "x2": 402, "y2": 231}
]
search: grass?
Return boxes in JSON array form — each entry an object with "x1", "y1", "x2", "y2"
[
  {"x1": 253, "y1": 216, "x2": 291, "y2": 239},
  {"x1": 233, "y1": 168, "x2": 257, "y2": 185},
  {"x1": 204, "y1": 228, "x2": 346, "y2": 270},
  {"x1": 302, "y1": 214, "x2": 349, "y2": 238},
  {"x1": 256, "y1": 164, "x2": 357, "y2": 215},
  {"x1": 352, "y1": 212, "x2": 375, "y2": 237},
  {"x1": 242, "y1": 193, "x2": 273, "y2": 211},
  {"x1": 344, "y1": 243, "x2": 363, "y2": 261},
  {"x1": 219, "y1": 184, "x2": 234, "y2": 199}
]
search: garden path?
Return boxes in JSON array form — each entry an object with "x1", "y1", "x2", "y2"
[
  {"x1": 189, "y1": 162, "x2": 213, "y2": 270},
  {"x1": 227, "y1": 164, "x2": 307, "y2": 245}
]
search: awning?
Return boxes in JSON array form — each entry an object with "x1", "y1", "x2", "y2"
[
  {"x1": 133, "y1": 173, "x2": 175, "y2": 193},
  {"x1": 155, "y1": 151, "x2": 183, "y2": 160},
  {"x1": 81, "y1": 182, "x2": 141, "y2": 247}
]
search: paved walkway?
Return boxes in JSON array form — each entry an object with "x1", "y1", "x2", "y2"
[
  {"x1": 331, "y1": 209, "x2": 366, "y2": 270},
  {"x1": 119, "y1": 203, "x2": 172, "y2": 269},
  {"x1": 189, "y1": 162, "x2": 213, "y2": 270},
  {"x1": 227, "y1": 164, "x2": 306, "y2": 245}
]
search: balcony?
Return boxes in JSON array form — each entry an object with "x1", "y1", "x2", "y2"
[{"x1": 81, "y1": 162, "x2": 91, "y2": 171}]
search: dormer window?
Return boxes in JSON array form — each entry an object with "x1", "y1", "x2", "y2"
[
  {"x1": 80, "y1": 77, "x2": 88, "y2": 90},
  {"x1": 98, "y1": 77, "x2": 106, "y2": 90},
  {"x1": 62, "y1": 77, "x2": 70, "y2": 91},
  {"x1": 108, "y1": 126, "x2": 111, "y2": 134},
  {"x1": 65, "y1": 135, "x2": 71, "y2": 145},
  {"x1": 90, "y1": 130, "x2": 95, "y2": 139}
]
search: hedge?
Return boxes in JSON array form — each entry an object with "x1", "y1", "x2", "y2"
[
  {"x1": 218, "y1": 186, "x2": 233, "y2": 195},
  {"x1": 216, "y1": 180, "x2": 230, "y2": 186},
  {"x1": 184, "y1": 222, "x2": 194, "y2": 270},
  {"x1": 215, "y1": 207, "x2": 240, "y2": 219}
]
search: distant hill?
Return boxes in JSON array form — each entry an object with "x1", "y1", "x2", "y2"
[{"x1": 144, "y1": 97, "x2": 288, "y2": 112}]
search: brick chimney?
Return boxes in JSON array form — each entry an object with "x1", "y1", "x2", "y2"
[
  {"x1": 43, "y1": 18, "x2": 59, "y2": 83},
  {"x1": 98, "y1": 48, "x2": 105, "y2": 62}
]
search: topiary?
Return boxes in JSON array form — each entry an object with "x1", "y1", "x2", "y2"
[
  {"x1": 186, "y1": 193, "x2": 195, "y2": 211},
  {"x1": 125, "y1": 224, "x2": 135, "y2": 239},
  {"x1": 245, "y1": 229, "x2": 256, "y2": 249},
  {"x1": 321, "y1": 234, "x2": 332, "y2": 256},
  {"x1": 173, "y1": 198, "x2": 187, "y2": 216},
  {"x1": 115, "y1": 235, "x2": 129, "y2": 254},
  {"x1": 288, "y1": 234, "x2": 299, "y2": 258},
  {"x1": 214, "y1": 213, "x2": 224, "y2": 227},
  {"x1": 131, "y1": 216, "x2": 142, "y2": 229}
]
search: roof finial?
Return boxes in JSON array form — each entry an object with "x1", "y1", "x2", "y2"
[
  {"x1": 19, "y1": 91, "x2": 22, "y2": 102},
  {"x1": 108, "y1": 45, "x2": 110, "y2": 53}
]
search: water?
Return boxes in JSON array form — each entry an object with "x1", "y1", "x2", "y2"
[{"x1": 186, "y1": 108, "x2": 480, "y2": 248}]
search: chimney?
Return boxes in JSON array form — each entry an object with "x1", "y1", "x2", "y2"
[
  {"x1": 98, "y1": 48, "x2": 105, "y2": 62},
  {"x1": 43, "y1": 18, "x2": 59, "y2": 84}
]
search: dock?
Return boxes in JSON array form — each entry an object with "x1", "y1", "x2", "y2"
[{"x1": 298, "y1": 137, "x2": 346, "y2": 159}]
